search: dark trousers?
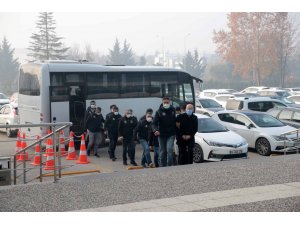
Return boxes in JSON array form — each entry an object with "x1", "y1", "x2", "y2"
[
  {"x1": 122, "y1": 138, "x2": 135, "y2": 163},
  {"x1": 178, "y1": 138, "x2": 194, "y2": 165},
  {"x1": 108, "y1": 133, "x2": 118, "y2": 158}
]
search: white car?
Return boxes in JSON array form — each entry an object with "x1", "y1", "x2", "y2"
[
  {"x1": 199, "y1": 89, "x2": 230, "y2": 98},
  {"x1": 193, "y1": 114, "x2": 248, "y2": 163},
  {"x1": 212, "y1": 110, "x2": 298, "y2": 156},
  {"x1": 239, "y1": 86, "x2": 269, "y2": 94},
  {"x1": 213, "y1": 94, "x2": 234, "y2": 108},
  {"x1": 0, "y1": 93, "x2": 10, "y2": 107},
  {"x1": 195, "y1": 98, "x2": 224, "y2": 116},
  {"x1": 285, "y1": 87, "x2": 300, "y2": 95},
  {"x1": 0, "y1": 104, "x2": 19, "y2": 137}
]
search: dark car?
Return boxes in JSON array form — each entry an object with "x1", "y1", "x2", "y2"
[{"x1": 267, "y1": 107, "x2": 300, "y2": 129}]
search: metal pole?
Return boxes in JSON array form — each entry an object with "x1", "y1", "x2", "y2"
[
  {"x1": 58, "y1": 131, "x2": 62, "y2": 179},
  {"x1": 52, "y1": 124, "x2": 57, "y2": 183},
  {"x1": 13, "y1": 155, "x2": 17, "y2": 185},
  {"x1": 39, "y1": 140, "x2": 43, "y2": 182},
  {"x1": 23, "y1": 149, "x2": 26, "y2": 184},
  {"x1": 297, "y1": 130, "x2": 299, "y2": 155}
]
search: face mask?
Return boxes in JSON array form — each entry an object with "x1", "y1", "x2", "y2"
[
  {"x1": 186, "y1": 109, "x2": 193, "y2": 116},
  {"x1": 114, "y1": 111, "x2": 119, "y2": 116},
  {"x1": 126, "y1": 114, "x2": 132, "y2": 118},
  {"x1": 146, "y1": 117, "x2": 152, "y2": 122},
  {"x1": 163, "y1": 103, "x2": 170, "y2": 109},
  {"x1": 96, "y1": 112, "x2": 101, "y2": 115},
  {"x1": 91, "y1": 105, "x2": 96, "y2": 109}
]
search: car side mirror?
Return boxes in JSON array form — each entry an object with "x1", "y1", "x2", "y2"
[{"x1": 246, "y1": 123, "x2": 254, "y2": 129}]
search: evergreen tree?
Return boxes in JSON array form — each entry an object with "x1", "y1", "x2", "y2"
[
  {"x1": 107, "y1": 38, "x2": 123, "y2": 65},
  {"x1": 138, "y1": 55, "x2": 147, "y2": 66},
  {"x1": 27, "y1": 12, "x2": 69, "y2": 60},
  {"x1": 181, "y1": 49, "x2": 206, "y2": 78},
  {"x1": 122, "y1": 39, "x2": 136, "y2": 65},
  {"x1": 107, "y1": 38, "x2": 136, "y2": 65},
  {"x1": 0, "y1": 37, "x2": 19, "y2": 94}
]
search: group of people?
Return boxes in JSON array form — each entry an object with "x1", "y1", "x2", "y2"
[{"x1": 83, "y1": 97, "x2": 198, "y2": 168}]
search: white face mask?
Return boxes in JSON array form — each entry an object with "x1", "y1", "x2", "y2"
[
  {"x1": 96, "y1": 112, "x2": 101, "y2": 115},
  {"x1": 146, "y1": 117, "x2": 152, "y2": 122},
  {"x1": 126, "y1": 114, "x2": 132, "y2": 118},
  {"x1": 163, "y1": 103, "x2": 170, "y2": 109},
  {"x1": 114, "y1": 111, "x2": 119, "y2": 115},
  {"x1": 91, "y1": 105, "x2": 96, "y2": 109}
]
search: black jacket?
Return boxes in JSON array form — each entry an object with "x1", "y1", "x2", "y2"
[
  {"x1": 136, "y1": 119, "x2": 152, "y2": 141},
  {"x1": 176, "y1": 113, "x2": 198, "y2": 138},
  {"x1": 105, "y1": 112, "x2": 122, "y2": 135},
  {"x1": 85, "y1": 113, "x2": 105, "y2": 133},
  {"x1": 119, "y1": 116, "x2": 138, "y2": 140},
  {"x1": 84, "y1": 106, "x2": 95, "y2": 130},
  {"x1": 152, "y1": 104, "x2": 176, "y2": 137}
]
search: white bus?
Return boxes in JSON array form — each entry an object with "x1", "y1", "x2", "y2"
[{"x1": 18, "y1": 61, "x2": 202, "y2": 138}]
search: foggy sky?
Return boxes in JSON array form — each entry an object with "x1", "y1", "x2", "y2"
[{"x1": 0, "y1": 12, "x2": 228, "y2": 56}]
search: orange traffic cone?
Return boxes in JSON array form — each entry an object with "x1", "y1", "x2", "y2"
[
  {"x1": 43, "y1": 130, "x2": 52, "y2": 157},
  {"x1": 59, "y1": 130, "x2": 67, "y2": 157},
  {"x1": 44, "y1": 141, "x2": 55, "y2": 170},
  {"x1": 15, "y1": 130, "x2": 21, "y2": 160},
  {"x1": 17, "y1": 133, "x2": 30, "y2": 161},
  {"x1": 31, "y1": 136, "x2": 41, "y2": 166},
  {"x1": 76, "y1": 134, "x2": 90, "y2": 164},
  {"x1": 66, "y1": 131, "x2": 77, "y2": 160}
]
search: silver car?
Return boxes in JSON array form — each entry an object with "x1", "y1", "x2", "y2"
[{"x1": 0, "y1": 104, "x2": 19, "y2": 137}]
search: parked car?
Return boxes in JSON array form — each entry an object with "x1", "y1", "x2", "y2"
[
  {"x1": 213, "y1": 94, "x2": 234, "y2": 108},
  {"x1": 199, "y1": 89, "x2": 230, "y2": 98},
  {"x1": 267, "y1": 107, "x2": 300, "y2": 129},
  {"x1": 225, "y1": 97, "x2": 288, "y2": 112},
  {"x1": 0, "y1": 93, "x2": 10, "y2": 107},
  {"x1": 257, "y1": 89, "x2": 290, "y2": 98},
  {"x1": 231, "y1": 93, "x2": 260, "y2": 98},
  {"x1": 285, "y1": 87, "x2": 300, "y2": 95},
  {"x1": 287, "y1": 95, "x2": 300, "y2": 104},
  {"x1": 239, "y1": 86, "x2": 268, "y2": 94},
  {"x1": 195, "y1": 98, "x2": 224, "y2": 116},
  {"x1": 0, "y1": 103, "x2": 19, "y2": 137},
  {"x1": 219, "y1": 89, "x2": 238, "y2": 94},
  {"x1": 212, "y1": 110, "x2": 298, "y2": 156},
  {"x1": 193, "y1": 113, "x2": 248, "y2": 163}
]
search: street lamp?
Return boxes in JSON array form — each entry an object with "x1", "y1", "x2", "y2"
[{"x1": 184, "y1": 33, "x2": 191, "y2": 55}]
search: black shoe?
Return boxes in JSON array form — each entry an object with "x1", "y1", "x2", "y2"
[
  {"x1": 87, "y1": 150, "x2": 90, "y2": 156},
  {"x1": 112, "y1": 157, "x2": 116, "y2": 161},
  {"x1": 94, "y1": 154, "x2": 100, "y2": 158},
  {"x1": 131, "y1": 161, "x2": 138, "y2": 166},
  {"x1": 123, "y1": 161, "x2": 128, "y2": 165}
]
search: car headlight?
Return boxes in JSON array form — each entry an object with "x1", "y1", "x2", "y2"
[
  {"x1": 272, "y1": 135, "x2": 289, "y2": 141},
  {"x1": 203, "y1": 139, "x2": 223, "y2": 147}
]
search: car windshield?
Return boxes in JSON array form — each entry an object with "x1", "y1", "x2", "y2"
[
  {"x1": 199, "y1": 99, "x2": 221, "y2": 108},
  {"x1": 198, "y1": 118, "x2": 228, "y2": 133},
  {"x1": 247, "y1": 113, "x2": 285, "y2": 127}
]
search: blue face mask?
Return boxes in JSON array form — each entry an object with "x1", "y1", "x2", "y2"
[{"x1": 186, "y1": 109, "x2": 193, "y2": 116}]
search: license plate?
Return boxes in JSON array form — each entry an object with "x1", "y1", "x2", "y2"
[{"x1": 230, "y1": 150, "x2": 243, "y2": 154}]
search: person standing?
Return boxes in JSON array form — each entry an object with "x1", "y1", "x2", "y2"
[
  {"x1": 85, "y1": 107, "x2": 105, "y2": 157},
  {"x1": 152, "y1": 97, "x2": 176, "y2": 167},
  {"x1": 119, "y1": 109, "x2": 138, "y2": 166},
  {"x1": 136, "y1": 112, "x2": 154, "y2": 168},
  {"x1": 176, "y1": 104, "x2": 198, "y2": 165},
  {"x1": 105, "y1": 106, "x2": 121, "y2": 161},
  {"x1": 139, "y1": 108, "x2": 153, "y2": 121},
  {"x1": 84, "y1": 100, "x2": 96, "y2": 132}
]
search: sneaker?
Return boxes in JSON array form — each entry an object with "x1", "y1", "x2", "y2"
[
  {"x1": 94, "y1": 154, "x2": 100, "y2": 158},
  {"x1": 148, "y1": 163, "x2": 155, "y2": 168},
  {"x1": 112, "y1": 157, "x2": 116, "y2": 161},
  {"x1": 131, "y1": 161, "x2": 138, "y2": 166},
  {"x1": 141, "y1": 164, "x2": 148, "y2": 168},
  {"x1": 123, "y1": 161, "x2": 128, "y2": 165},
  {"x1": 87, "y1": 150, "x2": 90, "y2": 156}
]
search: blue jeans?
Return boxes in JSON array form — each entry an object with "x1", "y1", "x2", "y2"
[
  {"x1": 158, "y1": 135, "x2": 175, "y2": 167},
  {"x1": 140, "y1": 139, "x2": 152, "y2": 165}
]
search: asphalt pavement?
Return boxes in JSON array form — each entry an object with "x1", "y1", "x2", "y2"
[{"x1": 0, "y1": 153, "x2": 299, "y2": 212}]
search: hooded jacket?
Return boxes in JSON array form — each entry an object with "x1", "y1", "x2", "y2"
[{"x1": 152, "y1": 104, "x2": 176, "y2": 137}]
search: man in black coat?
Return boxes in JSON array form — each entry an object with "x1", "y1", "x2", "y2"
[
  {"x1": 119, "y1": 109, "x2": 138, "y2": 166},
  {"x1": 176, "y1": 104, "x2": 198, "y2": 165},
  {"x1": 152, "y1": 97, "x2": 176, "y2": 167},
  {"x1": 104, "y1": 106, "x2": 121, "y2": 161}
]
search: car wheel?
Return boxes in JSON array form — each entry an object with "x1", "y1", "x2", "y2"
[
  {"x1": 193, "y1": 144, "x2": 204, "y2": 163},
  {"x1": 6, "y1": 128, "x2": 14, "y2": 138},
  {"x1": 255, "y1": 138, "x2": 271, "y2": 156}
]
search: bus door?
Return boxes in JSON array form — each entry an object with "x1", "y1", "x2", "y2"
[{"x1": 68, "y1": 85, "x2": 86, "y2": 135}]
